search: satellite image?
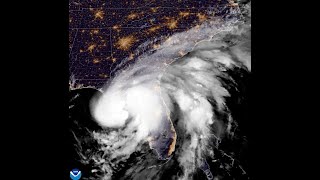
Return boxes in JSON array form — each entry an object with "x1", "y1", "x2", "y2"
[{"x1": 68, "y1": 0, "x2": 251, "y2": 179}]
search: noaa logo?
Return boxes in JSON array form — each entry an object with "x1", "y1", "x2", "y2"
[{"x1": 70, "y1": 169, "x2": 81, "y2": 180}]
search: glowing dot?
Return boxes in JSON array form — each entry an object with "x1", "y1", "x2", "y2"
[
  {"x1": 99, "y1": 73, "x2": 108, "y2": 78},
  {"x1": 197, "y1": 13, "x2": 207, "y2": 22},
  {"x1": 153, "y1": 44, "x2": 160, "y2": 49},
  {"x1": 94, "y1": 10, "x2": 104, "y2": 20},
  {"x1": 148, "y1": 26, "x2": 161, "y2": 33},
  {"x1": 166, "y1": 37, "x2": 172, "y2": 42},
  {"x1": 228, "y1": 0, "x2": 239, "y2": 7},
  {"x1": 87, "y1": 44, "x2": 96, "y2": 52},
  {"x1": 150, "y1": 7, "x2": 158, "y2": 13},
  {"x1": 127, "y1": 13, "x2": 138, "y2": 20},
  {"x1": 116, "y1": 35, "x2": 136, "y2": 51},
  {"x1": 194, "y1": 24, "x2": 201, "y2": 32},
  {"x1": 112, "y1": 58, "x2": 117, "y2": 62},
  {"x1": 149, "y1": 18, "x2": 155, "y2": 24},
  {"x1": 93, "y1": 58, "x2": 100, "y2": 64},
  {"x1": 179, "y1": 11, "x2": 190, "y2": 17},
  {"x1": 165, "y1": 18, "x2": 178, "y2": 29},
  {"x1": 128, "y1": 53, "x2": 134, "y2": 60},
  {"x1": 112, "y1": 25, "x2": 121, "y2": 32}
]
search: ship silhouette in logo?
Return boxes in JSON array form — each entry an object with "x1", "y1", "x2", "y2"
[{"x1": 70, "y1": 169, "x2": 81, "y2": 180}]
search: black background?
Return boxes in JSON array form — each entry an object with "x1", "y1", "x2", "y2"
[{"x1": 1, "y1": 0, "x2": 315, "y2": 179}]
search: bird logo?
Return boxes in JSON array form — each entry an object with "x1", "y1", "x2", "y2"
[{"x1": 70, "y1": 169, "x2": 81, "y2": 180}]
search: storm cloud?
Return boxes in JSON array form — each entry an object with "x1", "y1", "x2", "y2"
[{"x1": 90, "y1": 4, "x2": 250, "y2": 179}]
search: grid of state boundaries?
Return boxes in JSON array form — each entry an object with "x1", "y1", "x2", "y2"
[{"x1": 69, "y1": 0, "x2": 233, "y2": 88}]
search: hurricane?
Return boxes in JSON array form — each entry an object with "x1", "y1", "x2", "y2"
[{"x1": 70, "y1": 2, "x2": 251, "y2": 179}]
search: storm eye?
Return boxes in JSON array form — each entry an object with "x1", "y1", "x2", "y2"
[{"x1": 133, "y1": 130, "x2": 137, "y2": 133}]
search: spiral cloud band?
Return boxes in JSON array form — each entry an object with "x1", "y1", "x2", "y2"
[{"x1": 90, "y1": 4, "x2": 250, "y2": 179}]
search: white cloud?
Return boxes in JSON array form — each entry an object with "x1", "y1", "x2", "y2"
[{"x1": 90, "y1": 7, "x2": 250, "y2": 179}]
